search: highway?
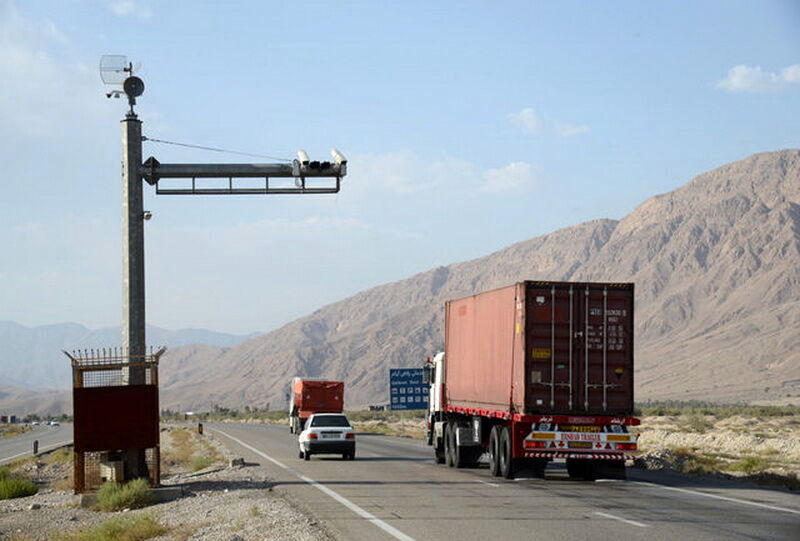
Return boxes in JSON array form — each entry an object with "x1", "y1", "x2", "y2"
[
  {"x1": 2, "y1": 422, "x2": 798, "y2": 540},
  {"x1": 0, "y1": 424, "x2": 73, "y2": 465},
  {"x1": 210, "y1": 422, "x2": 800, "y2": 541}
]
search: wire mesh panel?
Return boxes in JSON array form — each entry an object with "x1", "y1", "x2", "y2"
[{"x1": 66, "y1": 347, "x2": 165, "y2": 493}]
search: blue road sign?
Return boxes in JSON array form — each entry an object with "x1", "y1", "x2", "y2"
[{"x1": 389, "y1": 368, "x2": 428, "y2": 411}]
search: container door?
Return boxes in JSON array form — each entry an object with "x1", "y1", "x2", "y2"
[
  {"x1": 525, "y1": 283, "x2": 578, "y2": 413},
  {"x1": 525, "y1": 283, "x2": 633, "y2": 415},
  {"x1": 579, "y1": 285, "x2": 633, "y2": 414}
]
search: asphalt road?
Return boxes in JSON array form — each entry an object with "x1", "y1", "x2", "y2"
[
  {"x1": 0, "y1": 424, "x2": 73, "y2": 465},
  {"x1": 209, "y1": 422, "x2": 800, "y2": 541}
]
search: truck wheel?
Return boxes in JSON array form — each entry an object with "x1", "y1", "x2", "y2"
[
  {"x1": 594, "y1": 460, "x2": 626, "y2": 480},
  {"x1": 567, "y1": 459, "x2": 590, "y2": 480},
  {"x1": 488, "y1": 426, "x2": 501, "y2": 477},
  {"x1": 435, "y1": 444, "x2": 445, "y2": 464},
  {"x1": 499, "y1": 427, "x2": 515, "y2": 479},
  {"x1": 445, "y1": 423, "x2": 456, "y2": 468},
  {"x1": 528, "y1": 458, "x2": 547, "y2": 478},
  {"x1": 453, "y1": 431, "x2": 465, "y2": 468}
]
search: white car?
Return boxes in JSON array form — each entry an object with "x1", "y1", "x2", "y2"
[{"x1": 298, "y1": 413, "x2": 356, "y2": 461}]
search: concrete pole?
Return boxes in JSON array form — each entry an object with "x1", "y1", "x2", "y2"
[
  {"x1": 121, "y1": 112, "x2": 146, "y2": 382},
  {"x1": 121, "y1": 112, "x2": 149, "y2": 480}
]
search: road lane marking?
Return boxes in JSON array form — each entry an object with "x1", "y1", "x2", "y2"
[
  {"x1": 213, "y1": 428, "x2": 416, "y2": 541},
  {"x1": 634, "y1": 481, "x2": 800, "y2": 516},
  {"x1": 476, "y1": 480, "x2": 500, "y2": 487},
  {"x1": 0, "y1": 440, "x2": 72, "y2": 465},
  {"x1": 594, "y1": 511, "x2": 649, "y2": 528}
]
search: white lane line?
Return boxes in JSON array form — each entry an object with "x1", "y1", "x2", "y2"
[
  {"x1": 634, "y1": 481, "x2": 800, "y2": 516},
  {"x1": 0, "y1": 440, "x2": 73, "y2": 465},
  {"x1": 476, "y1": 480, "x2": 500, "y2": 487},
  {"x1": 594, "y1": 511, "x2": 649, "y2": 528},
  {"x1": 213, "y1": 428, "x2": 415, "y2": 541}
]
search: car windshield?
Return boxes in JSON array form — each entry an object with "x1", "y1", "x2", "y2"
[{"x1": 310, "y1": 415, "x2": 350, "y2": 428}]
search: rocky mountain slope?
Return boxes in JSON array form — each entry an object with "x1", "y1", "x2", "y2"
[
  {"x1": 152, "y1": 149, "x2": 799, "y2": 411},
  {"x1": 3, "y1": 150, "x2": 798, "y2": 415}
]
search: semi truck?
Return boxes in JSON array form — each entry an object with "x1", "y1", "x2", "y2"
[
  {"x1": 288, "y1": 378, "x2": 345, "y2": 434},
  {"x1": 423, "y1": 281, "x2": 639, "y2": 480}
]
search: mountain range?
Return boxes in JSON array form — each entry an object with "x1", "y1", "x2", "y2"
[{"x1": 2, "y1": 149, "x2": 798, "y2": 416}]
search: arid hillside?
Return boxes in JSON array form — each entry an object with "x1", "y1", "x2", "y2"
[
  {"x1": 2, "y1": 150, "x2": 797, "y2": 416},
  {"x1": 152, "y1": 149, "x2": 800, "y2": 412}
]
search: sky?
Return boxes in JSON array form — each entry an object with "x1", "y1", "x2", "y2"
[{"x1": 1, "y1": 0, "x2": 798, "y2": 335}]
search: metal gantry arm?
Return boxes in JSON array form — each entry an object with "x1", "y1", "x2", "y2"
[{"x1": 140, "y1": 150, "x2": 347, "y2": 195}]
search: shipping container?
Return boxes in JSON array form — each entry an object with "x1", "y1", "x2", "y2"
[
  {"x1": 288, "y1": 378, "x2": 344, "y2": 434},
  {"x1": 444, "y1": 281, "x2": 634, "y2": 416}
]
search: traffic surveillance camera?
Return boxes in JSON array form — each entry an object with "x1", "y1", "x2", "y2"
[
  {"x1": 297, "y1": 150, "x2": 310, "y2": 165},
  {"x1": 331, "y1": 148, "x2": 347, "y2": 165},
  {"x1": 143, "y1": 211, "x2": 153, "y2": 221}
]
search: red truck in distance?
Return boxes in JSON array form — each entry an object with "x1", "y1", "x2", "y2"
[
  {"x1": 289, "y1": 378, "x2": 345, "y2": 434},
  {"x1": 424, "y1": 281, "x2": 639, "y2": 480}
]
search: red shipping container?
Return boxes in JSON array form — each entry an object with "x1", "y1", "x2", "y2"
[
  {"x1": 444, "y1": 281, "x2": 634, "y2": 416},
  {"x1": 292, "y1": 379, "x2": 344, "y2": 418}
]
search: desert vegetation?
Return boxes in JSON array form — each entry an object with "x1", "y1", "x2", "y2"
[
  {"x1": 0, "y1": 423, "x2": 31, "y2": 438},
  {"x1": 0, "y1": 465, "x2": 39, "y2": 500},
  {"x1": 160, "y1": 426, "x2": 225, "y2": 474},
  {"x1": 635, "y1": 402, "x2": 800, "y2": 489},
  {"x1": 53, "y1": 514, "x2": 168, "y2": 541}
]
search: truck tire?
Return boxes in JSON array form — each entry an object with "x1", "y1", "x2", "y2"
[
  {"x1": 567, "y1": 459, "x2": 592, "y2": 480},
  {"x1": 594, "y1": 460, "x2": 626, "y2": 480},
  {"x1": 453, "y1": 428, "x2": 466, "y2": 468},
  {"x1": 527, "y1": 458, "x2": 547, "y2": 478},
  {"x1": 435, "y1": 442, "x2": 446, "y2": 464},
  {"x1": 489, "y1": 426, "x2": 501, "y2": 477},
  {"x1": 499, "y1": 427, "x2": 516, "y2": 479},
  {"x1": 445, "y1": 423, "x2": 456, "y2": 468}
]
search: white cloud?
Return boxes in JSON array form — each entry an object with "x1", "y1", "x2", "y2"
[
  {"x1": 109, "y1": 0, "x2": 152, "y2": 19},
  {"x1": 715, "y1": 63, "x2": 800, "y2": 93},
  {"x1": 347, "y1": 152, "x2": 476, "y2": 196},
  {"x1": 480, "y1": 162, "x2": 536, "y2": 193},
  {"x1": 509, "y1": 107, "x2": 589, "y2": 138},
  {"x1": 555, "y1": 122, "x2": 590, "y2": 138},
  {"x1": 508, "y1": 107, "x2": 541, "y2": 134},
  {"x1": 782, "y1": 64, "x2": 800, "y2": 83}
]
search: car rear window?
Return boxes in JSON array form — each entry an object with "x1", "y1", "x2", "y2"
[{"x1": 310, "y1": 415, "x2": 350, "y2": 427}]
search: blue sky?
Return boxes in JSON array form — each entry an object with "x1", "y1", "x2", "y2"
[{"x1": 1, "y1": 0, "x2": 798, "y2": 334}]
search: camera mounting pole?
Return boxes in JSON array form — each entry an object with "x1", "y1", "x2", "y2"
[{"x1": 101, "y1": 56, "x2": 347, "y2": 483}]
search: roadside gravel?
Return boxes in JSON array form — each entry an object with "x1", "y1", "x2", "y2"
[{"x1": 0, "y1": 430, "x2": 334, "y2": 541}]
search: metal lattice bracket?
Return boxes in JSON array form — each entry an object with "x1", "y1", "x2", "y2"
[{"x1": 141, "y1": 155, "x2": 345, "y2": 195}]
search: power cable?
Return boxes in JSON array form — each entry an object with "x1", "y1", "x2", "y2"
[{"x1": 142, "y1": 136, "x2": 292, "y2": 162}]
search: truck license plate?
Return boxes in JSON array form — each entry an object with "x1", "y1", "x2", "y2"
[{"x1": 568, "y1": 441, "x2": 592, "y2": 449}]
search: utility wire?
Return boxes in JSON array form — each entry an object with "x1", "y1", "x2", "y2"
[{"x1": 142, "y1": 136, "x2": 292, "y2": 162}]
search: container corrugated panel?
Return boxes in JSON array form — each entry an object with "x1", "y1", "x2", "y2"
[
  {"x1": 293, "y1": 379, "x2": 344, "y2": 415},
  {"x1": 444, "y1": 281, "x2": 634, "y2": 416},
  {"x1": 524, "y1": 282, "x2": 634, "y2": 415},
  {"x1": 444, "y1": 284, "x2": 524, "y2": 411}
]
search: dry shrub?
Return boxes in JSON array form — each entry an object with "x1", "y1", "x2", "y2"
[
  {"x1": 96, "y1": 479, "x2": 154, "y2": 512},
  {"x1": 56, "y1": 514, "x2": 167, "y2": 541}
]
